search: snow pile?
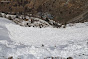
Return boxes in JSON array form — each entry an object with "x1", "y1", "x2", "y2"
[
  {"x1": 0, "y1": 17, "x2": 88, "y2": 59},
  {"x1": 6, "y1": 23, "x2": 88, "y2": 46},
  {"x1": 6, "y1": 22, "x2": 88, "y2": 59}
]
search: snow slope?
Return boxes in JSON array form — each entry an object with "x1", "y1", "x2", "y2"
[{"x1": 0, "y1": 17, "x2": 88, "y2": 59}]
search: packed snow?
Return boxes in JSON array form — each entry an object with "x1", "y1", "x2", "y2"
[{"x1": 0, "y1": 17, "x2": 88, "y2": 59}]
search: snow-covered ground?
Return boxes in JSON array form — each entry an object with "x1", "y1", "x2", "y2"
[{"x1": 0, "y1": 17, "x2": 88, "y2": 59}]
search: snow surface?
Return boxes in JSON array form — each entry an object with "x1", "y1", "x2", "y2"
[{"x1": 0, "y1": 17, "x2": 88, "y2": 59}]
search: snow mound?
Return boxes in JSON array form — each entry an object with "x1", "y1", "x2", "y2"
[
  {"x1": 6, "y1": 22, "x2": 88, "y2": 59},
  {"x1": 6, "y1": 23, "x2": 88, "y2": 46},
  {"x1": 0, "y1": 17, "x2": 88, "y2": 59}
]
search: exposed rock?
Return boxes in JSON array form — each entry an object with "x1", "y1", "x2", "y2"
[
  {"x1": 8, "y1": 56, "x2": 13, "y2": 59},
  {"x1": 0, "y1": 0, "x2": 88, "y2": 24},
  {"x1": 67, "y1": 57, "x2": 73, "y2": 59}
]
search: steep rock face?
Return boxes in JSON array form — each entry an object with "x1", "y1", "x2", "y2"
[
  {"x1": 34, "y1": 0, "x2": 88, "y2": 23},
  {"x1": 0, "y1": 0, "x2": 88, "y2": 24}
]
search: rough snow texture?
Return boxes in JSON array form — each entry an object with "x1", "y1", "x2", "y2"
[{"x1": 0, "y1": 17, "x2": 88, "y2": 59}]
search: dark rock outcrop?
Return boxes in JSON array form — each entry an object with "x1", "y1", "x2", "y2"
[{"x1": 0, "y1": 0, "x2": 88, "y2": 24}]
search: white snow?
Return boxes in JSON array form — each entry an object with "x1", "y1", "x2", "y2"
[{"x1": 0, "y1": 17, "x2": 88, "y2": 59}]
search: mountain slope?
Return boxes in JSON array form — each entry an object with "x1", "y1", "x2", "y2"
[
  {"x1": 0, "y1": 17, "x2": 88, "y2": 59},
  {"x1": 0, "y1": 0, "x2": 88, "y2": 24}
]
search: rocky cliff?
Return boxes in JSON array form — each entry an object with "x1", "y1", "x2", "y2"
[{"x1": 0, "y1": 0, "x2": 88, "y2": 24}]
